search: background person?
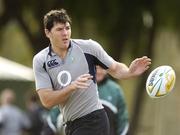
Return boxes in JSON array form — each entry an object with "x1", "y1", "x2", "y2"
[
  {"x1": 26, "y1": 92, "x2": 48, "y2": 135},
  {"x1": 0, "y1": 88, "x2": 31, "y2": 135},
  {"x1": 96, "y1": 66, "x2": 129, "y2": 135}
]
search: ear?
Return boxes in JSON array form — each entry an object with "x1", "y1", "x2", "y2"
[{"x1": 44, "y1": 29, "x2": 50, "y2": 38}]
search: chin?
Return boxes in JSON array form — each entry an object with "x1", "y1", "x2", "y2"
[{"x1": 64, "y1": 41, "x2": 70, "y2": 46}]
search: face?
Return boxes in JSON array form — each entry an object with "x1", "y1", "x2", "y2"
[
  {"x1": 96, "y1": 66, "x2": 107, "y2": 83},
  {"x1": 45, "y1": 22, "x2": 71, "y2": 50}
]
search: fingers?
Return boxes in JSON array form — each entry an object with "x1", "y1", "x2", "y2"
[
  {"x1": 140, "y1": 57, "x2": 151, "y2": 72},
  {"x1": 143, "y1": 57, "x2": 151, "y2": 67},
  {"x1": 80, "y1": 73, "x2": 93, "y2": 79},
  {"x1": 138, "y1": 56, "x2": 151, "y2": 62},
  {"x1": 135, "y1": 56, "x2": 151, "y2": 66},
  {"x1": 130, "y1": 56, "x2": 151, "y2": 74},
  {"x1": 73, "y1": 73, "x2": 93, "y2": 89},
  {"x1": 77, "y1": 74, "x2": 93, "y2": 81},
  {"x1": 75, "y1": 81, "x2": 91, "y2": 89},
  {"x1": 145, "y1": 66, "x2": 150, "y2": 70},
  {"x1": 142, "y1": 56, "x2": 151, "y2": 63}
]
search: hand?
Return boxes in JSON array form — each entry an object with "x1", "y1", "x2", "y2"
[
  {"x1": 129, "y1": 56, "x2": 151, "y2": 76},
  {"x1": 70, "y1": 74, "x2": 93, "y2": 90}
]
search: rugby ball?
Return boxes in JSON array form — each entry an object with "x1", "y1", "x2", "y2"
[{"x1": 146, "y1": 65, "x2": 176, "y2": 98}]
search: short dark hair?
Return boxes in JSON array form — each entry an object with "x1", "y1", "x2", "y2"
[{"x1": 43, "y1": 9, "x2": 71, "y2": 31}]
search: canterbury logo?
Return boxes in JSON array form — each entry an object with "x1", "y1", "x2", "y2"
[{"x1": 47, "y1": 59, "x2": 59, "y2": 68}]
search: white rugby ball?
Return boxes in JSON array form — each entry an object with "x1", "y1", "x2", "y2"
[{"x1": 146, "y1": 65, "x2": 176, "y2": 98}]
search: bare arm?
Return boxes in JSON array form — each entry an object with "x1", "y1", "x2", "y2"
[
  {"x1": 37, "y1": 74, "x2": 93, "y2": 109},
  {"x1": 107, "y1": 56, "x2": 151, "y2": 79}
]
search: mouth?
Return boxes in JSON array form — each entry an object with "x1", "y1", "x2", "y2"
[{"x1": 62, "y1": 38, "x2": 69, "y2": 43}]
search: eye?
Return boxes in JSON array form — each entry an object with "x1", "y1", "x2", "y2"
[
  {"x1": 66, "y1": 26, "x2": 71, "y2": 30},
  {"x1": 56, "y1": 28, "x2": 63, "y2": 31}
]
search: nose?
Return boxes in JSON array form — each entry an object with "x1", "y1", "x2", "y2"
[{"x1": 62, "y1": 28, "x2": 68, "y2": 35}]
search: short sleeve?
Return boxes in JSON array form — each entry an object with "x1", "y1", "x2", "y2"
[
  {"x1": 33, "y1": 54, "x2": 53, "y2": 90},
  {"x1": 89, "y1": 39, "x2": 115, "y2": 69}
]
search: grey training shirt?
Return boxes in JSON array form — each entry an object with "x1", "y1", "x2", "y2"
[{"x1": 33, "y1": 39, "x2": 114, "y2": 122}]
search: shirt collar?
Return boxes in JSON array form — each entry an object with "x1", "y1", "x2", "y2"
[{"x1": 48, "y1": 40, "x2": 72, "y2": 56}]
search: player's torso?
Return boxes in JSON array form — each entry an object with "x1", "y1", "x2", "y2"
[
  {"x1": 45, "y1": 43, "x2": 89, "y2": 89},
  {"x1": 41, "y1": 39, "x2": 103, "y2": 121}
]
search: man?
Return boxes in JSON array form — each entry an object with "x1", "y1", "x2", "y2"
[
  {"x1": 26, "y1": 93, "x2": 48, "y2": 135},
  {"x1": 96, "y1": 66, "x2": 129, "y2": 135},
  {"x1": 33, "y1": 9, "x2": 151, "y2": 135},
  {"x1": 0, "y1": 88, "x2": 31, "y2": 135}
]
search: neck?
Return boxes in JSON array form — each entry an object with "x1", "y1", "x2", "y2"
[{"x1": 52, "y1": 44, "x2": 68, "y2": 59}]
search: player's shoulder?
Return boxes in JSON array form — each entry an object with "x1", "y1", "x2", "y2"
[
  {"x1": 71, "y1": 39, "x2": 101, "y2": 47},
  {"x1": 71, "y1": 39, "x2": 103, "y2": 54},
  {"x1": 33, "y1": 46, "x2": 49, "y2": 63}
]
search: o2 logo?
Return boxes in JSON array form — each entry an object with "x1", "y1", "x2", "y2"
[{"x1": 57, "y1": 70, "x2": 72, "y2": 87}]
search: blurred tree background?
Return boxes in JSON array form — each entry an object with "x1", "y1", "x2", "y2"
[{"x1": 0, "y1": 0, "x2": 180, "y2": 135}]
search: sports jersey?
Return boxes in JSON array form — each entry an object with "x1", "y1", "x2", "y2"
[{"x1": 33, "y1": 39, "x2": 114, "y2": 122}]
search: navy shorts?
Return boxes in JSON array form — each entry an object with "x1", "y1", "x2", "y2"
[{"x1": 65, "y1": 109, "x2": 110, "y2": 135}]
